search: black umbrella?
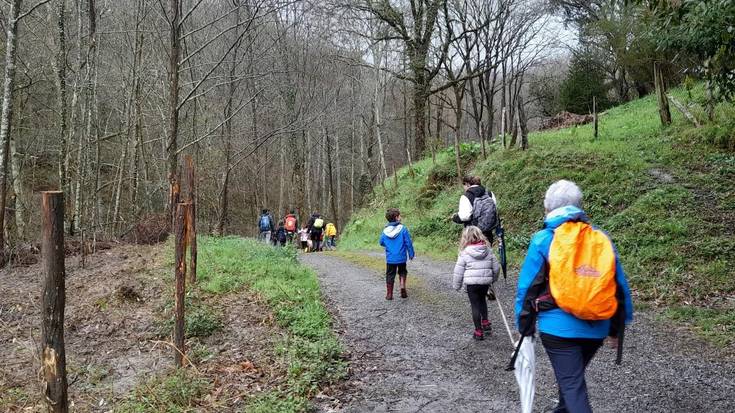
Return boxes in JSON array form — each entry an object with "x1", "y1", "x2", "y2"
[{"x1": 496, "y1": 213, "x2": 507, "y2": 280}]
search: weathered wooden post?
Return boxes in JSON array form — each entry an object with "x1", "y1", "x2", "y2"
[
  {"x1": 174, "y1": 202, "x2": 190, "y2": 367},
  {"x1": 393, "y1": 166, "x2": 398, "y2": 188},
  {"x1": 185, "y1": 156, "x2": 197, "y2": 284},
  {"x1": 41, "y1": 191, "x2": 68, "y2": 413},
  {"x1": 593, "y1": 96, "x2": 598, "y2": 139},
  {"x1": 654, "y1": 61, "x2": 672, "y2": 127},
  {"x1": 169, "y1": 170, "x2": 181, "y2": 230},
  {"x1": 406, "y1": 147, "x2": 415, "y2": 177}
]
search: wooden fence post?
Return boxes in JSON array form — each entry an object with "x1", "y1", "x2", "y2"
[
  {"x1": 393, "y1": 166, "x2": 398, "y2": 188},
  {"x1": 654, "y1": 61, "x2": 672, "y2": 126},
  {"x1": 185, "y1": 156, "x2": 197, "y2": 284},
  {"x1": 593, "y1": 96, "x2": 598, "y2": 139},
  {"x1": 174, "y1": 202, "x2": 190, "y2": 367},
  {"x1": 41, "y1": 191, "x2": 68, "y2": 413}
]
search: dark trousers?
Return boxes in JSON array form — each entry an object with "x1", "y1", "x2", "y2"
[
  {"x1": 310, "y1": 232, "x2": 322, "y2": 251},
  {"x1": 385, "y1": 263, "x2": 407, "y2": 285},
  {"x1": 466, "y1": 284, "x2": 489, "y2": 330},
  {"x1": 541, "y1": 333, "x2": 603, "y2": 413},
  {"x1": 483, "y1": 230, "x2": 494, "y2": 245}
]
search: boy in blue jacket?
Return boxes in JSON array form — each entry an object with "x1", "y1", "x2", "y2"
[{"x1": 379, "y1": 208, "x2": 415, "y2": 300}]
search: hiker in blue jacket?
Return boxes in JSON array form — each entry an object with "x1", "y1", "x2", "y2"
[
  {"x1": 514, "y1": 180, "x2": 633, "y2": 413},
  {"x1": 257, "y1": 209, "x2": 274, "y2": 243},
  {"x1": 379, "y1": 208, "x2": 415, "y2": 300}
]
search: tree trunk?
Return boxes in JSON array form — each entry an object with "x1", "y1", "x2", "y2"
[
  {"x1": 173, "y1": 202, "x2": 189, "y2": 368},
  {"x1": 325, "y1": 126, "x2": 339, "y2": 226},
  {"x1": 278, "y1": 135, "x2": 285, "y2": 218},
  {"x1": 518, "y1": 95, "x2": 529, "y2": 150},
  {"x1": 167, "y1": 0, "x2": 181, "y2": 222},
  {"x1": 130, "y1": 11, "x2": 144, "y2": 211},
  {"x1": 305, "y1": 130, "x2": 312, "y2": 213},
  {"x1": 0, "y1": 0, "x2": 21, "y2": 257},
  {"x1": 413, "y1": 84, "x2": 427, "y2": 157},
  {"x1": 372, "y1": 45, "x2": 388, "y2": 182},
  {"x1": 10, "y1": 123, "x2": 24, "y2": 239},
  {"x1": 335, "y1": 128, "x2": 341, "y2": 227},
  {"x1": 217, "y1": 169, "x2": 229, "y2": 236},
  {"x1": 453, "y1": 88, "x2": 464, "y2": 181},
  {"x1": 55, "y1": 0, "x2": 68, "y2": 197}
]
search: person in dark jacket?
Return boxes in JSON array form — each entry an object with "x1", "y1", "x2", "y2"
[
  {"x1": 275, "y1": 221, "x2": 288, "y2": 246},
  {"x1": 514, "y1": 180, "x2": 633, "y2": 413},
  {"x1": 306, "y1": 212, "x2": 325, "y2": 252},
  {"x1": 379, "y1": 208, "x2": 415, "y2": 300},
  {"x1": 453, "y1": 176, "x2": 497, "y2": 243}
]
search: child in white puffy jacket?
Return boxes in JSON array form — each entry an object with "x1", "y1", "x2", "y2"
[{"x1": 453, "y1": 226, "x2": 500, "y2": 341}]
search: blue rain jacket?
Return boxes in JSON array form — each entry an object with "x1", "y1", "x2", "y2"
[
  {"x1": 514, "y1": 206, "x2": 634, "y2": 339},
  {"x1": 379, "y1": 221, "x2": 415, "y2": 264}
]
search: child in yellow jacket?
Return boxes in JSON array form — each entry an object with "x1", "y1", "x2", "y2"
[{"x1": 325, "y1": 223, "x2": 337, "y2": 250}]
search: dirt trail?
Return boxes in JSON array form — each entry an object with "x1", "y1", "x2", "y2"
[{"x1": 302, "y1": 252, "x2": 735, "y2": 413}]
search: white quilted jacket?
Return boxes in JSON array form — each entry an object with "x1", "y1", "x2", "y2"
[{"x1": 452, "y1": 243, "x2": 500, "y2": 290}]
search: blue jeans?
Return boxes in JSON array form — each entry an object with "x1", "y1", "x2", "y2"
[{"x1": 541, "y1": 333, "x2": 603, "y2": 413}]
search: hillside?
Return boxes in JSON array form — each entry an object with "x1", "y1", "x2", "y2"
[{"x1": 341, "y1": 87, "x2": 735, "y2": 346}]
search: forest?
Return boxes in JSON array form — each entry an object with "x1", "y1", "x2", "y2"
[{"x1": 1, "y1": 0, "x2": 734, "y2": 411}]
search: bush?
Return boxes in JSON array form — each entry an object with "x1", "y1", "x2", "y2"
[{"x1": 559, "y1": 51, "x2": 612, "y2": 114}]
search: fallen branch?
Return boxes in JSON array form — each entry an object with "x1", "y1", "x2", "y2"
[{"x1": 668, "y1": 95, "x2": 701, "y2": 128}]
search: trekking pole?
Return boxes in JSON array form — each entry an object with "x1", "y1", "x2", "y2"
[
  {"x1": 490, "y1": 284, "x2": 515, "y2": 347},
  {"x1": 491, "y1": 284, "x2": 526, "y2": 372}
]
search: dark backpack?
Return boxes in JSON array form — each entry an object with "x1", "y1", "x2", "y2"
[
  {"x1": 277, "y1": 228, "x2": 287, "y2": 242},
  {"x1": 259, "y1": 215, "x2": 271, "y2": 231},
  {"x1": 472, "y1": 194, "x2": 497, "y2": 232}
]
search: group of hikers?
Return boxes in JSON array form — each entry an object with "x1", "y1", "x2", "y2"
[
  {"x1": 378, "y1": 175, "x2": 633, "y2": 413},
  {"x1": 257, "y1": 209, "x2": 337, "y2": 252}
]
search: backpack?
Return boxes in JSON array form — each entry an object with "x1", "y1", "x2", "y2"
[
  {"x1": 472, "y1": 194, "x2": 497, "y2": 233},
  {"x1": 277, "y1": 228, "x2": 287, "y2": 242},
  {"x1": 313, "y1": 218, "x2": 324, "y2": 229},
  {"x1": 285, "y1": 216, "x2": 297, "y2": 232},
  {"x1": 547, "y1": 221, "x2": 618, "y2": 320},
  {"x1": 259, "y1": 215, "x2": 271, "y2": 231}
]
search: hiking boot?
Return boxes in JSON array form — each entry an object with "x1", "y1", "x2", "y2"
[
  {"x1": 400, "y1": 288, "x2": 408, "y2": 298},
  {"x1": 473, "y1": 329, "x2": 484, "y2": 341},
  {"x1": 386, "y1": 283, "x2": 394, "y2": 300},
  {"x1": 481, "y1": 320, "x2": 492, "y2": 334}
]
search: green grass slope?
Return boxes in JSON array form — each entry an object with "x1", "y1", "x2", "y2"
[{"x1": 341, "y1": 87, "x2": 735, "y2": 346}]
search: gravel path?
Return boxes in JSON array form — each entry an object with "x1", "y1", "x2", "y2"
[{"x1": 301, "y1": 251, "x2": 735, "y2": 413}]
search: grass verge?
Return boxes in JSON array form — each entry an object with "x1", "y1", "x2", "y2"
[{"x1": 119, "y1": 237, "x2": 346, "y2": 412}]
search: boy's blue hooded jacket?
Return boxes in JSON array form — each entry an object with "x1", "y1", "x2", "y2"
[
  {"x1": 379, "y1": 221, "x2": 415, "y2": 264},
  {"x1": 514, "y1": 205, "x2": 634, "y2": 339}
]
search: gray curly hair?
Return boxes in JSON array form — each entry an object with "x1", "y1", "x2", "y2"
[{"x1": 544, "y1": 180, "x2": 583, "y2": 212}]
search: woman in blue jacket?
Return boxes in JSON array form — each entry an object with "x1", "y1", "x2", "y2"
[{"x1": 514, "y1": 180, "x2": 633, "y2": 413}]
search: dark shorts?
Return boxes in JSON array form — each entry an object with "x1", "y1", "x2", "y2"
[{"x1": 386, "y1": 263, "x2": 407, "y2": 284}]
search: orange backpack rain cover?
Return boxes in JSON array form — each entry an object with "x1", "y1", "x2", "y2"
[{"x1": 548, "y1": 221, "x2": 618, "y2": 320}]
